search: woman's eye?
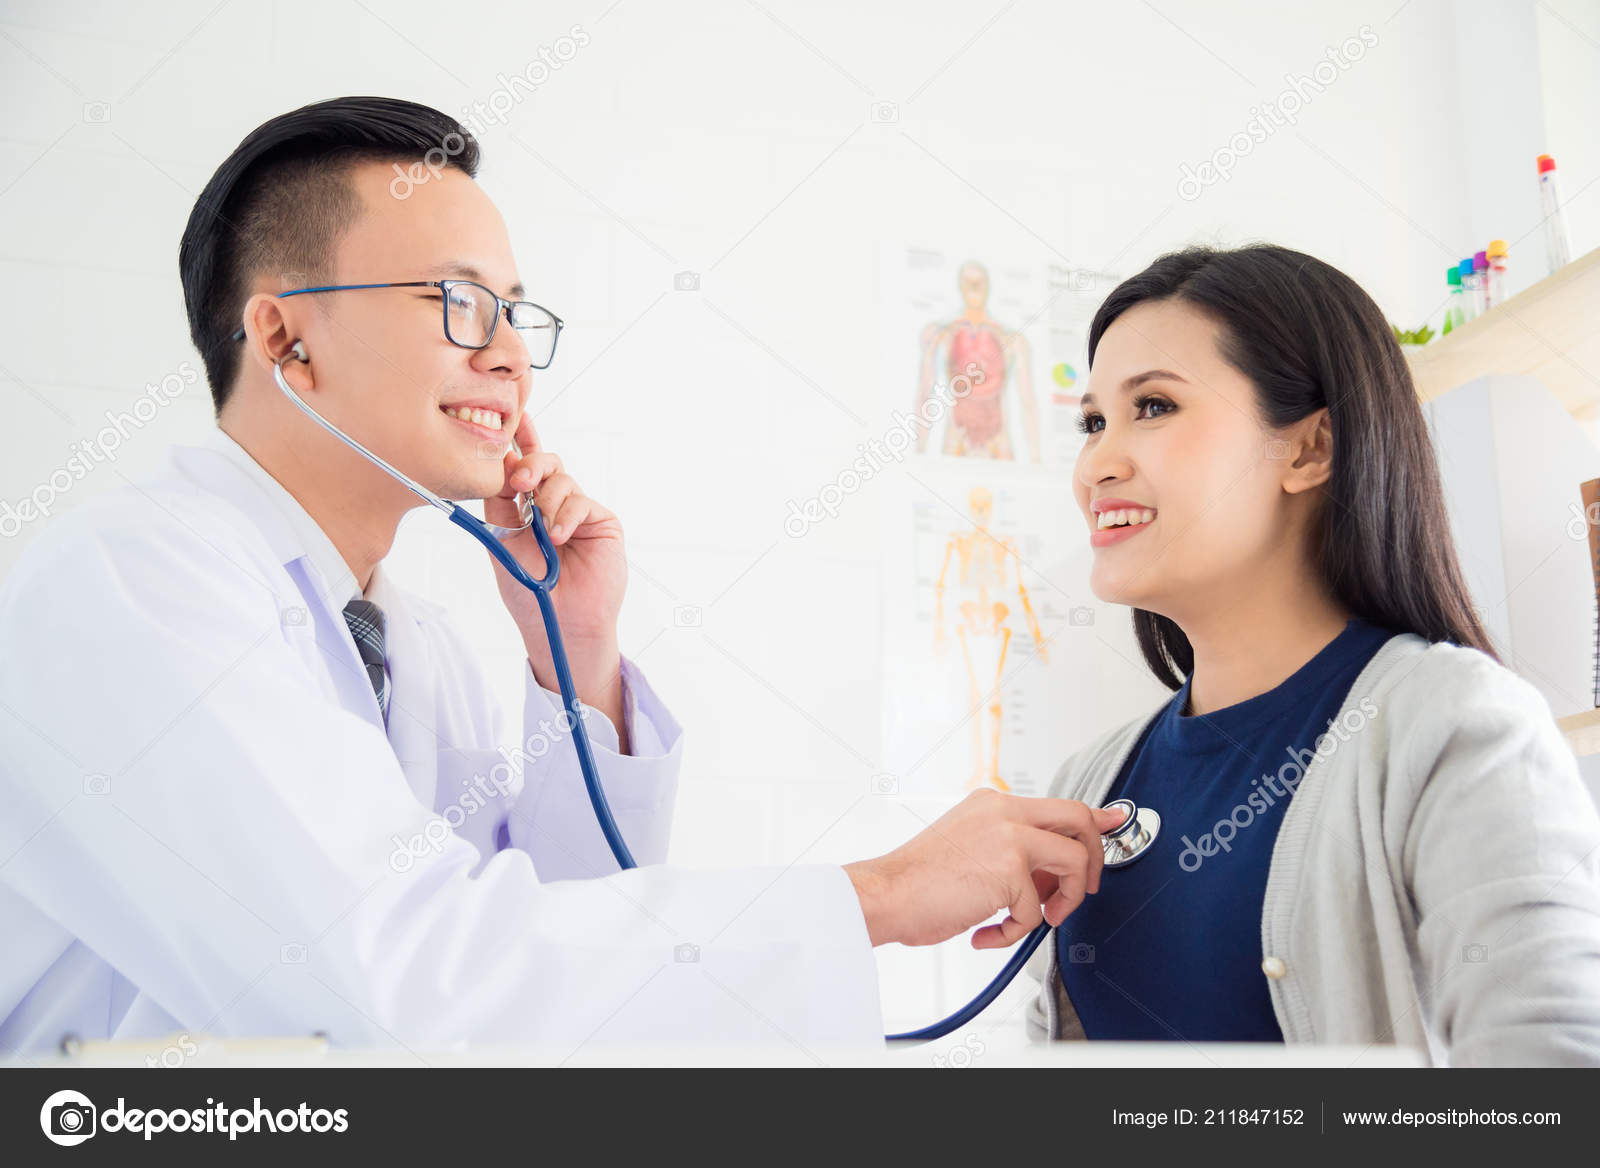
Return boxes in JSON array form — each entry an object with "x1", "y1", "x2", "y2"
[{"x1": 1075, "y1": 396, "x2": 1174, "y2": 435}]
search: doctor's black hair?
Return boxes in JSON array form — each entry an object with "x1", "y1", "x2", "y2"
[
  {"x1": 179, "y1": 96, "x2": 481, "y2": 412},
  {"x1": 1085, "y1": 244, "x2": 1500, "y2": 690}
]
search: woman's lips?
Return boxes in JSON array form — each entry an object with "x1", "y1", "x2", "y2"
[{"x1": 1089, "y1": 515, "x2": 1155, "y2": 548}]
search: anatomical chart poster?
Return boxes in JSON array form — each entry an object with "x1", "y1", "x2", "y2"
[
  {"x1": 879, "y1": 246, "x2": 1122, "y2": 798},
  {"x1": 878, "y1": 461, "x2": 1101, "y2": 798},
  {"x1": 894, "y1": 245, "x2": 1116, "y2": 472}
]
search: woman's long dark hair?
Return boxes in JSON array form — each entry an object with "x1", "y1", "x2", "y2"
[{"x1": 1087, "y1": 244, "x2": 1499, "y2": 690}]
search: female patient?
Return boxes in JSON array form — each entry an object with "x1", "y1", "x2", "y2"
[{"x1": 1023, "y1": 244, "x2": 1600, "y2": 1065}]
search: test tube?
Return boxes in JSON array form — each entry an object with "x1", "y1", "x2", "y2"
[
  {"x1": 1537, "y1": 155, "x2": 1572, "y2": 276},
  {"x1": 1485, "y1": 240, "x2": 1508, "y2": 309},
  {"x1": 1444, "y1": 266, "x2": 1465, "y2": 335},
  {"x1": 1458, "y1": 258, "x2": 1479, "y2": 322}
]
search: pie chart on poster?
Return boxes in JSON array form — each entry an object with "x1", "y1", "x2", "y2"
[{"x1": 1052, "y1": 362, "x2": 1077, "y2": 389}]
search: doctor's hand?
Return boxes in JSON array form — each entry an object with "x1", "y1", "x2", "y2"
[
  {"x1": 485, "y1": 411, "x2": 628, "y2": 732},
  {"x1": 842, "y1": 791, "x2": 1127, "y2": 949}
]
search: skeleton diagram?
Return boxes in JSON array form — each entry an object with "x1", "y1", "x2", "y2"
[
  {"x1": 933, "y1": 488, "x2": 1048, "y2": 792},
  {"x1": 914, "y1": 261, "x2": 1041, "y2": 462}
]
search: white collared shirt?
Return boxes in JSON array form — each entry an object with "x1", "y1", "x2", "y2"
[{"x1": 0, "y1": 427, "x2": 883, "y2": 1053}]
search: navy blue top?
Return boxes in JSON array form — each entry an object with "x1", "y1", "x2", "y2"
[{"x1": 1056, "y1": 617, "x2": 1396, "y2": 1041}]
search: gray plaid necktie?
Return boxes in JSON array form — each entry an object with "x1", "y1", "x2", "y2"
[{"x1": 342, "y1": 598, "x2": 390, "y2": 723}]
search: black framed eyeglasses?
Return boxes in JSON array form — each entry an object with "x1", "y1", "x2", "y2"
[{"x1": 229, "y1": 280, "x2": 564, "y2": 369}]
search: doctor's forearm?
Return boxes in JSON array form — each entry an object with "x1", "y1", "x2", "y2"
[{"x1": 525, "y1": 635, "x2": 630, "y2": 754}]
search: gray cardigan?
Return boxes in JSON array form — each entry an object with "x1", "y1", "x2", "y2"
[{"x1": 1023, "y1": 632, "x2": 1600, "y2": 1066}]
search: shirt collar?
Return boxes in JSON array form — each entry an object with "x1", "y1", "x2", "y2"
[{"x1": 198, "y1": 427, "x2": 365, "y2": 609}]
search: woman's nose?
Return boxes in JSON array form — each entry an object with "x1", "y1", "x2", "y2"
[{"x1": 1076, "y1": 427, "x2": 1133, "y2": 489}]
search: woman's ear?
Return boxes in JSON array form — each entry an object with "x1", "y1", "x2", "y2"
[{"x1": 1280, "y1": 408, "x2": 1333, "y2": 495}]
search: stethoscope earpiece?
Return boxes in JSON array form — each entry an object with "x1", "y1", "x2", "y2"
[{"x1": 289, "y1": 340, "x2": 308, "y2": 363}]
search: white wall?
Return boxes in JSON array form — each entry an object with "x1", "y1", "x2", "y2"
[{"x1": 1, "y1": 0, "x2": 1595, "y2": 1041}]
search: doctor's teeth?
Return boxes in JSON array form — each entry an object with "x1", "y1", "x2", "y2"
[
  {"x1": 443, "y1": 406, "x2": 504, "y2": 429},
  {"x1": 1097, "y1": 508, "x2": 1156, "y2": 529}
]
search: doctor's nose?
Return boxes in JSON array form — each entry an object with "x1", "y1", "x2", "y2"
[{"x1": 474, "y1": 312, "x2": 534, "y2": 378}]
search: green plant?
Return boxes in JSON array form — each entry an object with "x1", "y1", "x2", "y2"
[{"x1": 1392, "y1": 322, "x2": 1436, "y2": 346}]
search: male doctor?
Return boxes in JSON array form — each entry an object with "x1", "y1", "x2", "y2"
[{"x1": 0, "y1": 97, "x2": 1121, "y2": 1055}]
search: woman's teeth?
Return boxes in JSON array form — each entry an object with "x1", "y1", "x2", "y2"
[
  {"x1": 1097, "y1": 508, "x2": 1156, "y2": 530},
  {"x1": 442, "y1": 406, "x2": 504, "y2": 430}
]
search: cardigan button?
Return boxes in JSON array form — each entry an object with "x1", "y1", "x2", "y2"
[{"x1": 1261, "y1": 956, "x2": 1287, "y2": 979}]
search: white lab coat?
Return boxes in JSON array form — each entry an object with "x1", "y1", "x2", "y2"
[{"x1": 0, "y1": 429, "x2": 883, "y2": 1055}]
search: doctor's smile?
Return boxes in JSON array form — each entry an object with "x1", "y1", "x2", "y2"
[{"x1": 1, "y1": 39, "x2": 1597, "y2": 1096}]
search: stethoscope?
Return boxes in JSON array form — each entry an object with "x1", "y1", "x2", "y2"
[{"x1": 272, "y1": 345, "x2": 1163, "y2": 1043}]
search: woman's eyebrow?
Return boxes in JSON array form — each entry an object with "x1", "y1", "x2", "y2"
[{"x1": 1079, "y1": 369, "x2": 1189, "y2": 409}]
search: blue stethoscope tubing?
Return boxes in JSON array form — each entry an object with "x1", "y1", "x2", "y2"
[
  {"x1": 272, "y1": 350, "x2": 635, "y2": 869},
  {"x1": 452, "y1": 498, "x2": 1048, "y2": 1042},
  {"x1": 272, "y1": 349, "x2": 1083, "y2": 1045},
  {"x1": 470, "y1": 498, "x2": 1050, "y2": 1043},
  {"x1": 445, "y1": 503, "x2": 637, "y2": 871}
]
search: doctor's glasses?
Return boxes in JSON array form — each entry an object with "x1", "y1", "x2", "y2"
[{"x1": 229, "y1": 280, "x2": 564, "y2": 369}]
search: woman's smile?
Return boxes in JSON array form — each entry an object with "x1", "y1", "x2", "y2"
[{"x1": 1089, "y1": 496, "x2": 1157, "y2": 548}]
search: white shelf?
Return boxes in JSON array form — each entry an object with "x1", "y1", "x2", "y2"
[
  {"x1": 1558, "y1": 708, "x2": 1600, "y2": 758},
  {"x1": 1407, "y1": 247, "x2": 1600, "y2": 423}
]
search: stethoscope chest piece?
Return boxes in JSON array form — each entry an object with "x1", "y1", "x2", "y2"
[{"x1": 1101, "y1": 798, "x2": 1161, "y2": 868}]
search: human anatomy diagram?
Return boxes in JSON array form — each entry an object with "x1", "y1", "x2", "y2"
[
  {"x1": 932, "y1": 487, "x2": 1048, "y2": 792},
  {"x1": 913, "y1": 261, "x2": 1041, "y2": 462}
]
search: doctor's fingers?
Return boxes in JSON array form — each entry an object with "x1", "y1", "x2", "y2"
[
  {"x1": 1014, "y1": 830, "x2": 1094, "y2": 923},
  {"x1": 511, "y1": 408, "x2": 542, "y2": 457},
  {"x1": 548, "y1": 487, "x2": 615, "y2": 541},
  {"x1": 528, "y1": 473, "x2": 614, "y2": 542},
  {"x1": 1009, "y1": 796, "x2": 1113, "y2": 895},
  {"x1": 972, "y1": 835, "x2": 1092, "y2": 949},
  {"x1": 506, "y1": 449, "x2": 562, "y2": 495}
]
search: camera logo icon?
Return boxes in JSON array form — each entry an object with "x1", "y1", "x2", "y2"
[
  {"x1": 1068, "y1": 606, "x2": 1094, "y2": 627},
  {"x1": 870, "y1": 100, "x2": 899, "y2": 123},
  {"x1": 280, "y1": 942, "x2": 308, "y2": 964},
  {"x1": 674, "y1": 942, "x2": 700, "y2": 963},
  {"x1": 931, "y1": 1033, "x2": 985, "y2": 1068},
  {"x1": 1462, "y1": 943, "x2": 1488, "y2": 963},
  {"x1": 1566, "y1": 500, "x2": 1600, "y2": 541},
  {"x1": 673, "y1": 605, "x2": 702, "y2": 628},
  {"x1": 870, "y1": 773, "x2": 900, "y2": 795},
  {"x1": 82, "y1": 773, "x2": 111, "y2": 796},
  {"x1": 82, "y1": 101, "x2": 111, "y2": 123},
  {"x1": 40, "y1": 1089, "x2": 96, "y2": 1146},
  {"x1": 1068, "y1": 942, "x2": 1095, "y2": 964},
  {"x1": 1264, "y1": 438, "x2": 1291, "y2": 460},
  {"x1": 280, "y1": 605, "x2": 307, "y2": 628},
  {"x1": 673, "y1": 271, "x2": 700, "y2": 292}
]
